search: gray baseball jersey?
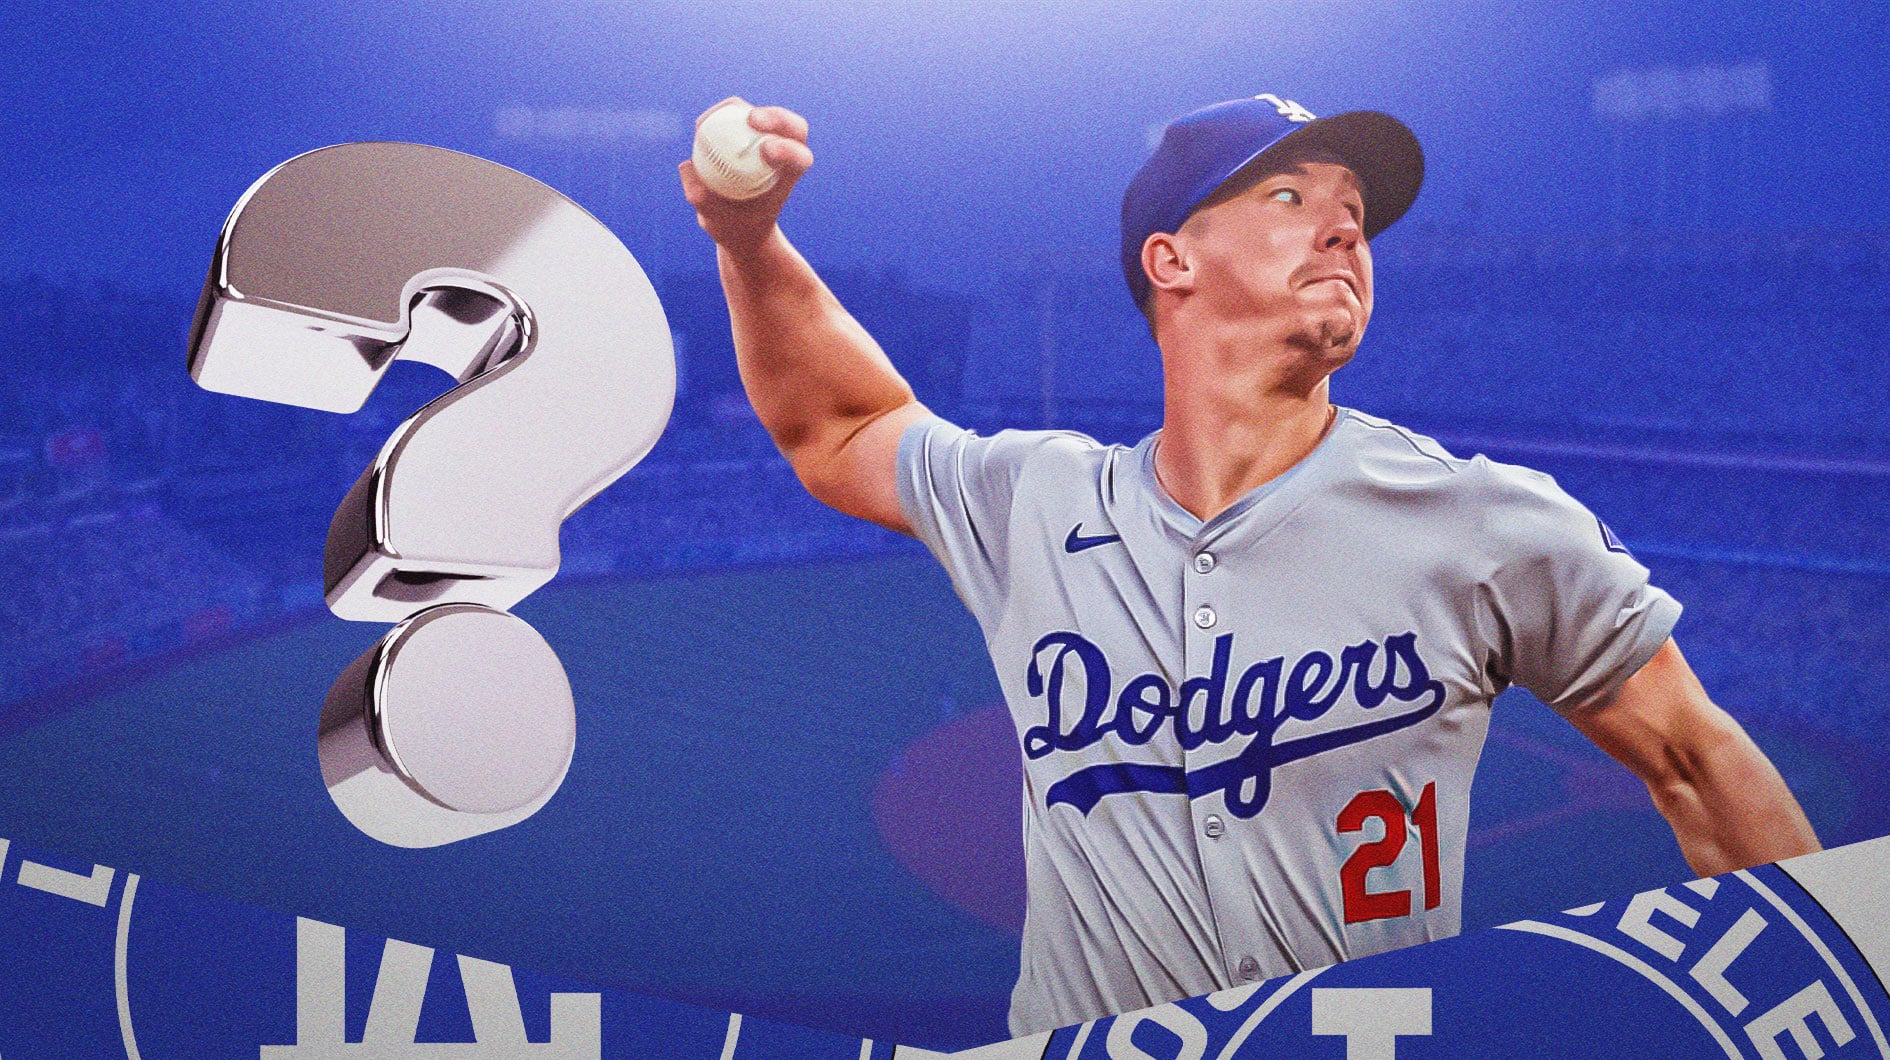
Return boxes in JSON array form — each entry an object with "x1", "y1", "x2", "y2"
[{"x1": 895, "y1": 406, "x2": 1682, "y2": 1036}]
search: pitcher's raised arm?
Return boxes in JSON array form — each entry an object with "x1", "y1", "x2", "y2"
[{"x1": 680, "y1": 100, "x2": 929, "y2": 534}]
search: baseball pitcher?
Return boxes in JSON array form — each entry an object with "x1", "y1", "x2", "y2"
[{"x1": 678, "y1": 92, "x2": 1820, "y2": 1037}]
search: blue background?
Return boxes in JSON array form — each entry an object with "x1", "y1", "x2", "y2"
[{"x1": 1, "y1": 1, "x2": 1887, "y2": 1052}]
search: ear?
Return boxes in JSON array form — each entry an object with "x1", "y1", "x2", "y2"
[{"x1": 1141, "y1": 232, "x2": 1194, "y2": 298}]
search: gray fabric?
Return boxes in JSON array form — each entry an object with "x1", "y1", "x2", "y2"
[{"x1": 897, "y1": 407, "x2": 1682, "y2": 1036}]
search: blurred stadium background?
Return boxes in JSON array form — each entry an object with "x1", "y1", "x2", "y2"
[{"x1": 1, "y1": 2, "x2": 1886, "y2": 1051}]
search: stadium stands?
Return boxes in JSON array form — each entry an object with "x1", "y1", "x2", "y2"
[{"x1": 1, "y1": 229, "x2": 1886, "y2": 746}]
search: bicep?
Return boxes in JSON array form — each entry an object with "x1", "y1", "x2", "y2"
[
  {"x1": 794, "y1": 399, "x2": 931, "y2": 535},
  {"x1": 1565, "y1": 638, "x2": 1746, "y2": 785}
]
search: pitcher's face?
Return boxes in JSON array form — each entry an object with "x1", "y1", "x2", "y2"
[{"x1": 1181, "y1": 161, "x2": 1373, "y2": 359}]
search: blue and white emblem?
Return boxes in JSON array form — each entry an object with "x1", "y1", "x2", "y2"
[{"x1": 1256, "y1": 93, "x2": 1317, "y2": 122}]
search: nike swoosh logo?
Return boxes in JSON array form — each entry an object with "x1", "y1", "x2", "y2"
[{"x1": 1064, "y1": 524, "x2": 1123, "y2": 554}]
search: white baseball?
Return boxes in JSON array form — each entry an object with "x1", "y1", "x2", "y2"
[{"x1": 692, "y1": 99, "x2": 780, "y2": 200}]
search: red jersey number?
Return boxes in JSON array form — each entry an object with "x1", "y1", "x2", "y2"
[{"x1": 1337, "y1": 782, "x2": 1440, "y2": 924}]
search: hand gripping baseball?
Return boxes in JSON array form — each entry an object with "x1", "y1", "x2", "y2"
[{"x1": 679, "y1": 99, "x2": 814, "y2": 254}]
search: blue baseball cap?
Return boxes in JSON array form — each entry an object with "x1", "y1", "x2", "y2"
[{"x1": 1121, "y1": 94, "x2": 1424, "y2": 309}]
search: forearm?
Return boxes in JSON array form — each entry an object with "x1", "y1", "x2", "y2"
[
  {"x1": 1642, "y1": 725, "x2": 1820, "y2": 877},
  {"x1": 680, "y1": 101, "x2": 927, "y2": 531},
  {"x1": 718, "y1": 228, "x2": 918, "y2": 470}
]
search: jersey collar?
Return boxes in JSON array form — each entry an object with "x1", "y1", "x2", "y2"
[{"x1": 1135, "y1": 406, "x2": 1354, "y2": 544}]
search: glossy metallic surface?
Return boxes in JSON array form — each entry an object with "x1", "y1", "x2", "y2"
[
  {"x1": 191, "y1": 141, "x2": 674, "y2": 621},
  {"x1": 319, "y1": 604, "x2": 575, "y2": 847},
  {"x1": 190, "y1": 142, "x2": 673, "y2": 846}
]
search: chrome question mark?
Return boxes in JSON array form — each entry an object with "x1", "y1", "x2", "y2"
[{"x1": 188, "y1": 142, "x2": 674, "y2": 847}]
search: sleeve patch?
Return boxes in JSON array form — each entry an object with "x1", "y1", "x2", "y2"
[{"x1": 1597, "y1": 517, "x2": 1631, "y2": 556}]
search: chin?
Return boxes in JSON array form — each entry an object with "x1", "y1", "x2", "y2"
[
  {"x1": 1302, "y1": 308, "x2": 1366, "y2": 356},
  {"x1": 1318, "y1": 344, "x2": 1360, "y2": 377}
]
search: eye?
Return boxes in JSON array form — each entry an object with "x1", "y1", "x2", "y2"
[{"x1": 1270, "y1": 188, "x2": 1301, "y2": 205}]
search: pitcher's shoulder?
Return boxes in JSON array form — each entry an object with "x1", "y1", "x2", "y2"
[
  {"x1": 1339, "y1": 409, "x2": 1476, "y2": 487},
  {"x1": 1336, "y1": 411, "x2": 1585, "y2": 521}
]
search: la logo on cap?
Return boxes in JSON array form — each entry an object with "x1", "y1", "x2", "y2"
[{"x1": 1255, "y1": 93, "x2": 1317, "y2": 122}]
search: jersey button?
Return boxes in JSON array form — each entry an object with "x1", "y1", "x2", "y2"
[
  {"x1": 1193, "y1": 605, "x2": 1217, "y2": 629},
  {"x1": 1237, "y1": 955, "x2": 1261, "y2": 981},
  {"x1": 1193, "y1": 551, "x2": 1216, "y2": 574},
  {"x1": 1203, "y1": 814, "x2": 1225, "y2": 839}
]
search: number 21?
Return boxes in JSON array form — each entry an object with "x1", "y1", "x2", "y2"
[{"x1": 1336, "y1": 782, "x2": 1440, "y2": 924}]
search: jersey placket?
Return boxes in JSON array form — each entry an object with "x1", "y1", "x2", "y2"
[
  {"x1": 1180, "y1": 524, "x2": 1260, "y2": 985},
  {"x1": 1139, "y1": 425, "x2": 1342, "y2": 987}
]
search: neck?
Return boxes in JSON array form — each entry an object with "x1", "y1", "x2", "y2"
[{"x1": 1153, "y1": 328, "x2": 1341, "y2": 522}]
